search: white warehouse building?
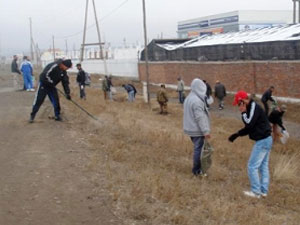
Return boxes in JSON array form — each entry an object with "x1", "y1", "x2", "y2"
[{"x1": 178, "y1": 10, "x2": 293, "y2": 38}]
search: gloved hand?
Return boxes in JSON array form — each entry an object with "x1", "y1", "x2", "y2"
[
  {"x1": 66, "y1": 94, "x2": 71, "y2": 100},
  {"x1": 228, "y1": 133, "x2": 239, "y2": 142}
]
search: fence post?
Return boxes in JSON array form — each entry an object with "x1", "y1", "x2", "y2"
[{"x1": 143, "y1": 82, "x2": 148, "y2": 103}]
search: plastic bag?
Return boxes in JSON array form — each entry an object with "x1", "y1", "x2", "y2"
[
  {"x1": 207, "y1": 96, "x2": 214, "y2": 105},
  {"x1": 111, "y1": 87, "x2": 117, "y2": 94},
  {"x1": 201, "y1": 141, "x2": 214, "y2": 173},
  {"x1": 280, "y1": 130, "x2": 289, "y2": 144}
]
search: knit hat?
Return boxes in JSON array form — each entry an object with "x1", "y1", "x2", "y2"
[
  {"x1": 233, "y1": 90, "x2": 248, "y2": 105},
  {"x1": 62, "y1": 59, "x2": 72, "y2": 68}
]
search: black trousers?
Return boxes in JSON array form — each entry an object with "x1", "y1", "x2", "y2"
[
  {"x1": 79, "y1": 84, "x2": 86, "y2": 99},
  {"x1": 31, "y1": 82, "x2": 61, "y2": 118},
  {"x1": 262, "y1": 101, "x2": 269, "y2": 116}
]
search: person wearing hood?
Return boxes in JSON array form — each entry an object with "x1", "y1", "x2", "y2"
[{"x1": 183, "y1": 78, "x2": 211, "y2": 176}]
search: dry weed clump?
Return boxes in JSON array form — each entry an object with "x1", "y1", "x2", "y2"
[
  {"x1": 273, "y1": 153, "x2": 299, "y2": 181},
  {"x1": 64, "y1": 78, "x2": 300, "y2": 225}
]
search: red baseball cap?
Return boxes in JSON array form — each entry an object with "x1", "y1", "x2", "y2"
[{"x1": 233, "y1": 90, "x2": 248, "y2": 105}]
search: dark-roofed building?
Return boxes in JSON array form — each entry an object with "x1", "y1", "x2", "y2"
[{"x1": 141, "y1": 24, "x2": 300, "y2": 61}]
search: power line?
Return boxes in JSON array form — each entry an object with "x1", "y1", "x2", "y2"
[{"x1": 56, "y1": 0, "x2": 129, "y2": 39}]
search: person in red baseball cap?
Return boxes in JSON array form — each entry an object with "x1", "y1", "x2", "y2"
[
  {"x1": 232, "y1": 90, "x2": 248, "y2": 106},
  {"x1": 229, "y1": 90, "x2": 273, "y2": 199}
]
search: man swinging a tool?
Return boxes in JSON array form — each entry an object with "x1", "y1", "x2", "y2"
[{"x1": 29, "y1": 59, "x2": 72, "y2": 123}]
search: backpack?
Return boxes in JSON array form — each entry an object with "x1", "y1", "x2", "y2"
[{"x1": 84, "y1": 72, "x2": 91, "y2": 86}]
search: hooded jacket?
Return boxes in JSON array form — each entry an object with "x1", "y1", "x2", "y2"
[
  {"x1": 238, "y1": 99, "x2": 271, "y2": 141},
  {"x1": 183, "y1": 79, "x2": 210, "y2": 137},
  {"x1": 39, "y1": 60, "x2": 70, "y2": 95}
]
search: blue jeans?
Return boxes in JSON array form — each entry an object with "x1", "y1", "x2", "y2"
[
  {"x1": 191, "y1": 136, "x2": 205, "y2": 175},
  {"x1": 106, "y1": 91, "x2": 112, "y2": 100},
  {"x1": 128, "y1": 90, "x2": 135, "y2": 102},
  {"x1": 248, "y1": 136, "x2": 273, "y2": 195},
  {"x1": 178, "y1": 91, "x2": 184, "y2": 104}
]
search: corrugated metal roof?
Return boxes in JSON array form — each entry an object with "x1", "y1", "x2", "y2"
[{"x1": 158, "y1": 24, "x2": 300, "y2": 51}]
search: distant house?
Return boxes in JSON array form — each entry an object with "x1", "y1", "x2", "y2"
[
  {"x1": 41, "y1": 49, "x2": 66, "y2": 64},
  {"x1": 178, "y1": 10, "x2": 293, "y2": 38}
]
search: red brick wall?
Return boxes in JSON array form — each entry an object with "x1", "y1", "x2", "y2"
[{"x1": 138, "y1": 61, "x2": 300, "y2": 98}]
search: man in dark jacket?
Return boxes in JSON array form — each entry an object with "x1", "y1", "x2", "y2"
[
  {"x1": 268, "y1": 105, "x2": 287, "y2": 142},
  {"x1": 76, "y1": 63, "x2": 86, "y2": 100},
  {"x1": 29, "y1": 59, "x2": 72, "y2": 123},
  {"x1": 214, "y1": 80, "x2": 226, "y2": 110},
  {"x1": 228, "y1": 91, "x2": 272, "y2": 199},
  {"x1": 122, "y1": 84, "x2": 137, "y2": 102},
  {"x1": 11, "y1": 55, "x2": 22, "y2": 90},
  {"x1": 261, "y1": 86, "x2": 275, "y2": 116}
]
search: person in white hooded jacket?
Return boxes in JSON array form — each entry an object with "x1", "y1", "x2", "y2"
[{"x1": 183, "y1": 78, "x2": 211, "y2": 176}]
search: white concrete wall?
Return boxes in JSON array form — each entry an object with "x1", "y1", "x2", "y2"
[
  {"x1": 42, "y1": 58, "x2": 139, "y2": 79},
  {"x1": 81, "y1": 59, "x2": 139, "y2": 78}
]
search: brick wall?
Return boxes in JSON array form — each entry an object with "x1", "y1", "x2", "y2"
[{"x1": 138, "y1": 61, "x2": 300, "y2": 98}]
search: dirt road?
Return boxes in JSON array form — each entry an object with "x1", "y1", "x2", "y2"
[{"x1": 0, "y1": 71, "x2": 121, "y2": 225}]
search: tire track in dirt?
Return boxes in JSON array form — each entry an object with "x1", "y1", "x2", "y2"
[{"x1": 0, "y1": 72, "x2": 121, "y2": 225}]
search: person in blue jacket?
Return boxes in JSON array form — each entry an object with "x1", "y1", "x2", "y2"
[{"x1": 20, "y1": 56, "x2": 34, "y2": 91}]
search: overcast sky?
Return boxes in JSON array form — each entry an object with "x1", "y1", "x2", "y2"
[{"x1": 0, "y1": 0, "x2": 293, "y2": 56}]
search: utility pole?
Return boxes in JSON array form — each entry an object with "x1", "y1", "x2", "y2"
[
  {"x1": 73, "y1": 43, "x2": 76, "y2": 59},
  {"x1": 293, "y1": 0, "x2": 296, "y2": 24},
  {"x1": 35, "y1": 43, "x2": 41, "y2": 68},
  {"x1": 52, "y1": 35, "x2": 56, "y2": 61},
  {"x1": 293, "y1": 0, "x2": 300, "y2": 24},
  {"x1": 65, "y1": 39, "x2": 68, "y2": 58},
  {"x1": 29, "y1": 18, "x2": 34, "y2": 61},
  {"x1": 142, "y1": 0, "x2": 150, "y2": 104},
  {"x1": 91, "y1": 0, "x2": 108, "y2": 75},
  {"x1": 80, "y1": 0, "x2": 89, "y2": 62}
]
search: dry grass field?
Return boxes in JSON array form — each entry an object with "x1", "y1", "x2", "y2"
[{"x1": 64, "y1": 75, "x2": 300, "y2": 225}]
